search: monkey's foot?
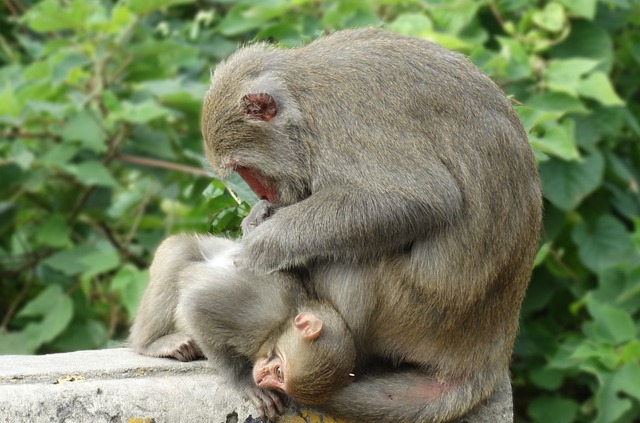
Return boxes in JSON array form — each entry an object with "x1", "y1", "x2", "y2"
[
  {"x1": 246, "y1": 385, "x2": 285, "y2": 421},
  {"x1": 145, "y1": 333, "x2": 204, "y2": 362}
]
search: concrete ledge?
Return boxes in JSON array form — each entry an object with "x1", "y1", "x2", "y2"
[{"x1": 0, "y1": 348, "x2": 513, "y2": 422}]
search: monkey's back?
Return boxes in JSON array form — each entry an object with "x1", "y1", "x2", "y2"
[{"x1": 286, "y1": 29, "x2": 541, "y2": 279}]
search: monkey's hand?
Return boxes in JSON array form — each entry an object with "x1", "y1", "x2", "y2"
[
  {"x1": 235, "y1": 224, "x2": 299, "y2": 273},
  {"x1": 245, "y1": 384, "x2": 286, "y2": 421},
  {"x1": 241, "y1": 200, "x2": 278, "y2": 238}
]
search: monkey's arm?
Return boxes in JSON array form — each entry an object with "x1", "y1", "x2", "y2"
[{"x1": 238, "y1": 178, "x2": 463, "y2": 272}]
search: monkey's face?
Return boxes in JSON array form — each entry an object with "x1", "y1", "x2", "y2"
[
  {"x1": 202, "y1": 86, "x2": 311, "y2": 206},
  {"x1": 252, "y1": 353, "x2": 287, "y2": 394}
]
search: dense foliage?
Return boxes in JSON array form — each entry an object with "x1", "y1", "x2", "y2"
[{"x1": 1, "y1": 0, "x2": 639, "y2": 421}]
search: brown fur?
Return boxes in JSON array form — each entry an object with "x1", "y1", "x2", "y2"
[{"x1": 200, "y1": 28, "x2": 542, "y2": 422}]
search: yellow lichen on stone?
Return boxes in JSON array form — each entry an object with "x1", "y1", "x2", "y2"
[
  {"x1": 53, "y1": 375, "x2": 85, "y2": 384},
  {"x1": 322, "y1": 415, "x2": 346, "y2": 423},
  {"x1": 300, "y1": 409, "x2": 322, "y2": 423},
  {"x1": 277, "y1": 415, "x2": 303, "y2": 423}
]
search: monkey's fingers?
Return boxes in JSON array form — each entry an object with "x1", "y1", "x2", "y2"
[
  {"x1": 234, "y1": 239, "x2": 284, "y2": 274},
  {"x1": 265, "y1": 389, "x2": 285, "y2": 415},
  {"x1": 248, "y1": 387, "x2": 285, "y2": 421}
]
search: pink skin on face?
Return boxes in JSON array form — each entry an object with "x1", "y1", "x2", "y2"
[
  {"x1": 235, "y1": 166, "x2": 279, "y2": 203},
  {"x1": 253, "y1": 355, "x2": 286, "y2": 393}
]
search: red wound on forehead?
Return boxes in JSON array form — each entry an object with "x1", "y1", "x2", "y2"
[
  {"x1": 241, "y1": 93, "x2": 278, "y2": 121},
  {"x1": 236, "y1": 166, "x2": 279, "y2": 203}
]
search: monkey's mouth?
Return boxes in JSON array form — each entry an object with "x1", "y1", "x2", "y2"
[{"x1": 235, "y1": 166, "x2": 279, "y2": 203}]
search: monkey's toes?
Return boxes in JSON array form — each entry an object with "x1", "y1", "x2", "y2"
[{"x1": 171, "y1": 341, "x2": 204, "y2": 362}]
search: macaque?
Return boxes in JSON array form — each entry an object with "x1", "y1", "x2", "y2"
[
  {"x1": 199, "y1": 27, "x2": 542, "y2": 423},
  {"x1": 128, "y1": 234, "x2": 356, "y2": 420}
]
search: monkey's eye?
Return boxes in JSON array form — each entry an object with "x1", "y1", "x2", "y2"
[{"x1": 275, "y1": 366, "x2": 283, "y2": 383}]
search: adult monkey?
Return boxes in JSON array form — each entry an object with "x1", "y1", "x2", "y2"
[{"x1": 199, "y1": 27, "x2": 542, "y2": 423}]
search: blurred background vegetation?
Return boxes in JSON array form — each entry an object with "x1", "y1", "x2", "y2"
[{"x1": 0, "y1": 0, "x2": 639, "y2": 422}]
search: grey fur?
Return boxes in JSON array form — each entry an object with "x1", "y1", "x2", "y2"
[{"x1": 201, "y1": 28, "x2": 542, "y2": 423}]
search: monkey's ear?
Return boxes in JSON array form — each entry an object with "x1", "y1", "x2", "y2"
[
  {"x1": 241, "y1": 93, "x2": 278, "y2": 121},
  {"x1": 294, "y1": 312, "x2": 323, "y2": 341}
]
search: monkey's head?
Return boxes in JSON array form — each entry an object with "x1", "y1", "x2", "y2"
[
  {"x1": 252, "y1": 303, "x2": 356, "y2": 405},
  {"x1": 202, "y1": 46, "x2": 312, "y2": 206}
]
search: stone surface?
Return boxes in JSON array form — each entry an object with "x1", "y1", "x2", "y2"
[{"x1": 0, "y1": 348, "x2": 513, "y2": 422}]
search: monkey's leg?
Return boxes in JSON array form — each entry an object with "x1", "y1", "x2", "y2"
[
  {"x1": 319, "y1": 368, "x2": 501, "y2": 423},
  {"x1": 128, "y1": 234, "x2": 236, "y2": 361}
]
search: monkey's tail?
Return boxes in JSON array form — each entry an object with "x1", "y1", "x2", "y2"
[{"x1": 319, "y1": 369, "x2": 506, "y2": 423}]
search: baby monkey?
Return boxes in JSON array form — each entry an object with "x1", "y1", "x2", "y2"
[{"x1": 129, "y1": 217, "x2": 356, "y2": 420}]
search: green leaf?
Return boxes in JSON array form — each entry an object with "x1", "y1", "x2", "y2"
[
  {"x1": 124, "y1": 0, "x2": 194, "y2": 15},
  {"x1": 428, "y1": 0, "x2": 479, "y2": 34},
  {"x1": 495, "y1": 36, "x2": 533, "y2": 80},
  {"x1": 51, "y1": 53, "x2": 91, "y2": 86},
  {"x1": 529, "y1": 365, "x2": 564, "y2": 390},
  {"x1": 43, "y1": 246, "x2": 98, "y2": 276},
  {"x1": 570, "y1": 342, "x2": 618, "y2": 370},
  {"x1": 0, "y1": 86, "x2": 21, "y2": 117},
  {"x1": 615, "y1": 362, "x2": 640, "y2": 400},
  {"x1": 532, "y1": 2, "x2": 566, "y2": 32},
  {"x1": 34, "y1": 214, "x2": 72, "y2": 248},
  {"x1": 595, "y1": 373, "x2": 634, "y2": 423},
  {"x1": 99, "y1": 5, "x2": 136, "y2": 34},
  {"x1": 217, "y1": 2, "x2": 292, "y2": 36},
  {"x1": 55, "y1": 111, "x2": 108, "y2": 153},
  {"x1": 550, "y1": 20, "x2": 613, "y2": 71},
  {"x1": 533, "y1": 242, "x2": 551, "y2": 267},
  {"x1": 80, "y1": 249, "x2": 121, "y2": 281},
  {"x1": 255, "y1": 22, "x2": 304, "y2": 46},
  {"x1": 43, "y1": 251, "x2": 85, "y2": 276},
  {"x1": 138, "y1": 79, "x2": 207, "y2": 102},
  {"x1": 577, "y1": 72, "x2": 625, "y2": 106},
  {"x1": 16, "y1": 284, "x2": 74, "y2": 346},
  {"x1": 110, "y1": 265, "x2": 149, "y2": 318},
  {"x1": 526, "y1": 92, "x2": 589, "y2": 115},
  {"x1": 529, "y1": 119, "x2": 580, "y2": 161},
  {"x1": 545, "y1": 58, "x2": 599, "y2": 97},
  {"x1": 572, "y1": 215, "x2": 632, "y2": 273},
  {"x1": 0, "y1": 332, "x2": 35, "y2": 354},
  {"x1": 1, "y1": 164, "x2": 25, "y2": 193},
  {"x1": 110, "y1": 100, "x2": 172, "y2": 124},
  {"x1": 620, "y1": 341, "x2": 640, "y2": 365},
  {"x1": 22, "y1": 0, "x2": 105, "y2": 33},
  {"x1": 48, "y1": 319, "x2": 108, "y2": 351},
  {"x1": 386, "y1": 13, "x2": 433, "y2": 36},
  {"x1": 557, "y1": 0, "x2": 597, "y2": 19},
  {"x1": 67, "y1": 161, "x2": 119, "y2": 187},
  {"x1": 539, "y1": 151, "x2": 604, "y2": 210},
  {"x1": 584, "y1": 296, "x2": 636, "y2": 344},
  {"x1": 40, "y1": 144, "x2": 78, "y2": 168},
  {"x1": 528, "y1": 395, "x2": 578, "y2": 423}
]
